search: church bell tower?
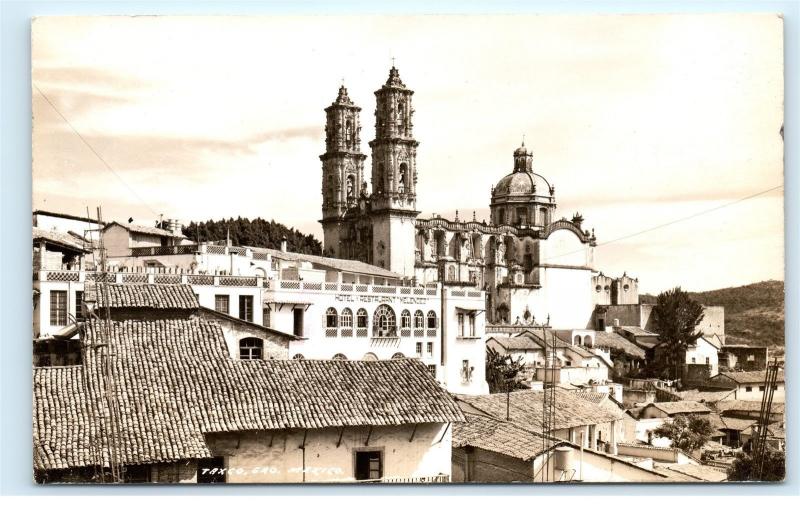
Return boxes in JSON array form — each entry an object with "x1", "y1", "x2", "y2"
[
  {"x1": 368, "y1": 66, "x2": 420, "y2": 275},
  {"x1": 320, "y1": 85, "x2": 367, "y2": 257}
]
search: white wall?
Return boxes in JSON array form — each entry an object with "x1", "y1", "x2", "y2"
[{"x1": 209, "y1": 424, "x2": 452, "y2": 483}]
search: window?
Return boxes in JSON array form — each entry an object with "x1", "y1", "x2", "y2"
[
  {"x1": 574, "y1": 335, "x2": 582, "y2": 346},
  {"x1": 414, "y1": 310, "x2": 425, "y2": 329},
  {"x1": 461, "y1": 360, "x2": 473, "y2": 382},
  {"x1": 597, "y1": 318, "x2": 605, "y2": 330},
  {"x1": 354, "y1": 450, "x2": 382, "y2": 481},
  {"x1": 427, "y1": 365, "x2": 437, "y2": 378},
  {"x1": 401, "y1": 310, "x2": 411, "y2": 329},
  {"x1": 74, "y1": 291, "x2": 84, "y2": 322},
  {"x1": 691, "y1": 357, "x2": 696, "y2": 364},
  {"x1": 239, "y1": 338, "x2": 263, "y2": 360},
  {"x1": 362, "y1": 352, "x2": 378, "y2": 361},
  {"x1": 516, "y1": 207, "x2": 527, "y2": 225},
  {"x1": 293, "y1": 308, "x2": 304, "y2": 336},
  {"x1": 391, "y1": 352, "x2": 405, "y2": 359},
  {"x1": 50, "y1": 290, "x2": 67, "y2": 326},
  {"x1": 747, "y1": 354, "x2": 755, "y2": 362},
  {"x1": 372, "y1": 305, "x2": 397, "y2": 337},
  {"x1": 426, "y1": 311, "x2": 438, "y2": 329},
  {"x1": 416, "y1": 342, "x2": 423, "y2": 357},
  {"x1": 426, "y1": 342, "x2": 433, "y2": 356},
  {"x1": 759, "y1": 386, "x2": 766, "y2": 392},
  {"x1": 745, "y1": 386, "x2": 753, "y2": 392},
  {"x1": 239, "y1": 296, "x2": 254, "y2": 322},
  {"x1": 498, "y1": 208, "x2": 505, "y2": 224},
  {"x1": 214, "y1": 294, "x2": 229, "y2": 314},
  {"x1": 333, "y1": 353, "x2": 347, "y2": 361},
  {"x1": 457, "y1": 313, "x2": 465, "y2": 337},
  {"x1": 469, "y1": 314, "x2": 476, "y2": 337},
  {"x1": 263, "y1": 307, "x2": 271, "y2": 328},
  {"x1": 356, "y1": 308, "x2": 368, "y2": 328},
  {"x1": 197, "y1": 457, "x2": 226, "y2": 484},
  {"x1": 292, "y1": 353, "x2": 305, "y2": 360},
  {"x1": 705, "y1": 357, "x2": 710, "y2": 365},
  {"x1": 340, "y1": 308, "x2": 353, "y2": 328},
  {"x1": 326, "y1": 307, "x2": 339, "y2": 328}
]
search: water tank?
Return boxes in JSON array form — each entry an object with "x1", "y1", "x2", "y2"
[{"x1": 553, "y1": 446, "x2": 574, "y2": 472}]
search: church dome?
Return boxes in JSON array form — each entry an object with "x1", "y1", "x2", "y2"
[{"x1": 494, "y1": 171, "x2": 551, "y2": 197}]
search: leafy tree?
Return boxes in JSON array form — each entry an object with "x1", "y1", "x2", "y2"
[
  {"x1": 651, "y1": 287, "x2": 705, "y2": 381},
  {"x1": 727, "y1": 449, "x2": 785, "y2": 482},
  {"x1": 181, "y1": 217, "x2": 322, "y2": 255},
  {"x1": 652, "y1": 414, "x2": 714, "y2": 453},
  {"x1": 485, "y1": 347, "x2": 527, "y2": 394}
]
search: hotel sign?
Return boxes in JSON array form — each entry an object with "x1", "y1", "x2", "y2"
[{"x1": 334, "y1": 294, "x2": 429, "y2": 305}]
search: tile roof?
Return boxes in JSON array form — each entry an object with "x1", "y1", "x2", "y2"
[
  {"x1": 453, "y1": 413, "x2": 557, "y2": 462},
  {"x1": 95, "y1": 283, "x2": 199, "y2": 310},
  {"x1": 105, "y1": 221, "x2": 185, "y2": 238},
  {"x1": 33, "y1": 227, "x2": 90, "y2": 253},
  {"x1": 644, "y1": 401, "x2": 712, "y2": 416},
  {"x1": 33, "y1": 317, "x2": 463, "y2": 471},
  {"x1": 618, "y1": 326, "x2": 658, "y2": 337},
  {"x1": 520, "y1": 330, "x2": 598, "y2": 360},
  {"x1": 593, "y1": 331, "x2": 646, "y2": 359},
  {"x1": 653, "y1": 463, "x2": 728, "y2": 482},
  {"x1": 714, "y1": 400, "x2": 785, "y2": 415},
  {"x1": 678, "y1": 389, "x2": 736, "y2": 404},
  {"x1": 487, "y1": 336, "x2": 541, "y2": 351},
  {"x1": 714, "y1": 370, "x2": 785, "y2": 384},
  {"x1": 249, "y1": 247, "x2": 402, "y2": 279},
  {"x1": 456, "y1": 388, "x2": 625, "y2": 432},
  {"x1": 719, "y1": 417, "x2": 756, "y2": 432}
]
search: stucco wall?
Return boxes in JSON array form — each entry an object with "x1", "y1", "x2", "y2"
[{"x1": 206, "y1": 424, "x2": 451, "y2": 483}]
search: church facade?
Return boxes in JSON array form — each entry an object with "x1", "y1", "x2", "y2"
[{"x1": 320, "y1": 66, "x2": 638, "y2": 330}]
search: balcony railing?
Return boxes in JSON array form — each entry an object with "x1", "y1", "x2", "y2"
[{"x1": 358, "y1": 475, "x2": 450, "y2": 484}]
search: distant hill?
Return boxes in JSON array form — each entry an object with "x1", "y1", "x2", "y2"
[
  {"x1": 181, "y1": 217, "x2": 322, "y2": 255},
  {"x1": 641, "y1": 281, "x2": 785, "y2": 350}
]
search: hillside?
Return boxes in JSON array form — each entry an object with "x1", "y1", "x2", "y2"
[
  {"x1": 642, "y1": 280, "x2": 785, "y2": 350},
  {"x1": 181, "y1": 217, "x2": 322, "y2": 255}
]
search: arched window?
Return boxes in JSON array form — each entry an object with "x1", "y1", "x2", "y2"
[
  {"x1": 239, "y1": 337, "x2": 263, "y2": 360},
  {"x1": 340, "y1": 308, "x2": 353, "y2": 328},
  {"x1": 539, "y1": 207, "x2": 549, "y2": 225},
  {"x1": 391, "y1": 352, "x2": 405, "y2": 359},
  {"x1": 333, "y1": 353, "x2": 347, "y2": 361},
  {"x1": 583, "y1": 335, "x2": 592, "y2": 346},
  {"x1": 398, "y1": 163, "x2": 408, "y2": 193},
  {"x1": 595, "y1": 285, "x2": 602, "y2": 292},
  {"x1": 414, "y1": 310, "x2": 425, "y2": 329},
  {"x1": 346, "y1": 175, "x2": 355, "y2": 199},
  {"x1": 498, "y1": 208, "x2": 505, "y2": 225},
  {"x1": 356, "y1": 308, "x2": 368, "y2": 328},
  {"x1": 292, "y1": 353, "x2": 305, "y2": 360},
  {"x1": 325, "y1": 307, "x2": 338, "y2": 328},
  {"x1": 427, "y1": 311, "x2": 438, "y2": 329},
  {"x1": 373, "y1": 304, "x2": 397, "y2": 337},
  {"x1": 363, "y1": 352, "x2": 378, "y2": 361},
  {"x1": 574, "y1": 335, "x2": 582, "y2": 346},
  {"x1": 401, "y1": 310, "x2": 411, "y2": 329}
]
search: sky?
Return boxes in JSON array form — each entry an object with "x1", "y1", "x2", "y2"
[{"x1": 31, "y1": 14, "x2": 784, "y2": 294}]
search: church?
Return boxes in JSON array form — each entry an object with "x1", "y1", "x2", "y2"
[{"x1": 319, "y1": 66, "x2": 639, "y2": 330}]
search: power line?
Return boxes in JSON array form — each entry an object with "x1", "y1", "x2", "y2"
[
  {"x1": 543, "y1": 184, "x2": 784, "y2": 263},
  {"x1": 33, "y1": 84, "x2": 160, "y2": 218}
]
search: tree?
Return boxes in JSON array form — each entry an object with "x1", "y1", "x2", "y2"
[
  {"x1": 652, "y1": 414, "x2": 714, "y2": 453},
  {"x1": 182, "y1": 217, "x2": 322, "y2": 255},
  {"x1": 651, "y1": 287, "x2": 705, "y2": 381},
  {"x1": 727, "y1": 449, "x2": 785, "y2": 482},
  {"x1": 485, "y1": 347, "x2": 527, "y2": 394}
]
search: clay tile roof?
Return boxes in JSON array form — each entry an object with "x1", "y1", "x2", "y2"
[
  {"x1": 95, "y1": 283, "x2": 199, "y2": 310},
  {"x1": 487, "y1": 336, "x2": 541, "y2": 351},
  {"x1": 32, "y1": 227, "x2": 90, "y2": 253},
  {"x1": 678, "y1": 389, "x2": 736, "y2": 403},
  {"x1": 105, "y1": 221, "x2": 185, "y2": 238},
  {"x1": 618, "y1": 326, "x2": 658, "y2": 337},
  {"x1": 720, "y1": 417, "x2": 757, "y2": 431},
  {"x1": 593, "y1": 331, "x2": 646, "y2": 359},
  {"x1": 248, "y1": 247, "x2": 402, "y2": 279},
  {"x1": 715, "y1": 400, "x2": 785, "y2": 415},
  {"x1": 33, "y1": 317, "x2": 463, "y2": 471},
  {"x1": 456, "y1": 389, "x2": 625, "y2": 431},
  {"x1": 453, "y1": 413, "x2": 557, "y2": 462},
  {"x1": 646, "y1": 401, "x2": 712, "y2": 416},
  {"x1": 715, "y1": 370, "x2": 785, "y2": 384}
]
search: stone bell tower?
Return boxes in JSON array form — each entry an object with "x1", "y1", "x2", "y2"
[
  {"x1": 368, "y1": 66, "x2": 420, "y2": 275},
  {"x1": 320, "y1": 85, "x2": 367, "y2": 257}
]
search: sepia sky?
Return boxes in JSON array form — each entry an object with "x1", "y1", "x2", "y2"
[{"x1": 32, "y1": 14, "x2": 784, "y2": 293}]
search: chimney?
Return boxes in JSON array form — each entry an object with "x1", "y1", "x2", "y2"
[{"x1": 280, "y1": 236, "x2": 288, "y2": 253}]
